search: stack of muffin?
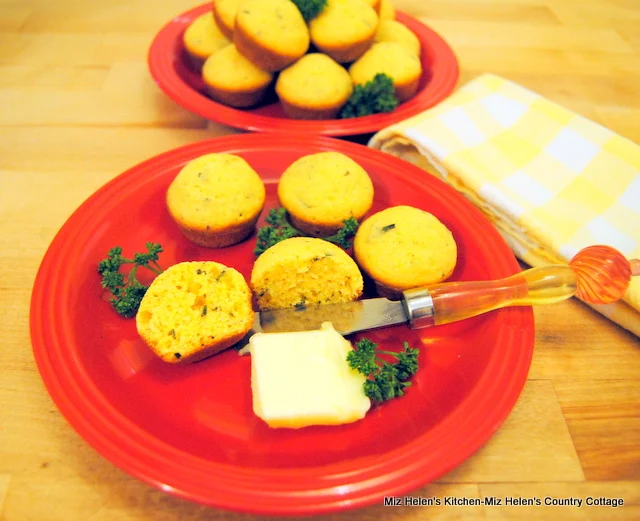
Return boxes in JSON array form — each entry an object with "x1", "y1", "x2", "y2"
[{"x1": 183, "y1": 0, "x2": 423, "y2": 118}]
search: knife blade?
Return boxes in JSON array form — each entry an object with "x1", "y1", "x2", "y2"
[{"x1": 253, "y1": 287, "x2": 435, "y2": 335}]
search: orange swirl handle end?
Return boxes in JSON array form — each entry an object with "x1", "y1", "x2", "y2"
[{"x1": 569, "y1": 245, "x2": 638, "y2": 305}]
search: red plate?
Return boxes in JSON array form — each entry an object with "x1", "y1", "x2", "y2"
[
  {"x1": 30, "y1": 134, "x2": 533, "y2": 515},
  {"x1": 148, "y1": 4, "x2": 459, "y2": 136}
]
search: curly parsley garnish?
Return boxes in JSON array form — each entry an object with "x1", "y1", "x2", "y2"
[
  {"x1": 98, "y1": 242, "x2": 164, "y2": 318},
  {"x1": 254, "y1": 208, "x2": 359, "y2": 256},
  {"x1": 347, "y1": 338, "x2": 420, "y2": 403}
]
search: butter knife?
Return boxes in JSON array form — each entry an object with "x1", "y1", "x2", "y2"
[{"x1": 254, "y1": 245, "x2": 638, "y2": 335}]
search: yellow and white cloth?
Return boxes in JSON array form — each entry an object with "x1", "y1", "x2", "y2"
[{"x1": 369, "y1": 73, "x2": 639, "y2": 337}]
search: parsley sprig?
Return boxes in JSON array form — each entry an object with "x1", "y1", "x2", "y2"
[
  {"x1": 347, "y1": 338, "x2": 420, "y2": 403},
  {"x1": 254, "y1": 208, "x2": 299, "y2": 256},
  {"x1": 254, "y1": 208, "x2": 359, "y2": 256},
  {"x1": 339, "y1": 73, "x2": 399, "y2": 119},
  {"x1": 98, "y1": 242, "x2": 164, "y2": 318},
  {"x1": 324, "y1": 217, "x2": 359, "y2": 249},
  {"x1": 290, "y1": 0, "x2": 327, "y2": 21}
]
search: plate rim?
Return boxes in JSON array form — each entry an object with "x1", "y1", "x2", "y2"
[
  {"x1": 147, "y1": 4, "x2": 460, "y2": 136},
  {"x1": 30, "y1": 133, "x2": 534, "y2": 515}
]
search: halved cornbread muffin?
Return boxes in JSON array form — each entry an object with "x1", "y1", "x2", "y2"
[
  {"x1": 136, "y1": 261, "x2": 254, "y2": 363},
  {"x1": 251, "y1": 237, "x2": 364, "y2": 311}
]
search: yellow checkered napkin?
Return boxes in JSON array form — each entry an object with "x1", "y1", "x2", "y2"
[{"x1": 369, "y1": 73, "x2": 639, "y2": 337}]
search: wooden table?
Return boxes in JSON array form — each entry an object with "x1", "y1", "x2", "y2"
[{"x1": 1, "y1": 0, "x2": 638, "y2": 519}]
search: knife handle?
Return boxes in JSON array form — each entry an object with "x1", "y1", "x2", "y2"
[
  {"x1": 403, "y1": 265, "x2": 577, "y2": 327},
  {"x1": 402, "y1": 245, "x2": 637, "y2": 328}
]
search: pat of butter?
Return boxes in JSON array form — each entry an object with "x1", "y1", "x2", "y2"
[{"x1": 249, "y1": 322, "x2": 371, "y2": 428}]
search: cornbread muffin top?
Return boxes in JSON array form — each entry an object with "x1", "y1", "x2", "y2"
[
  {"x1": 309, "y1": 0, "x2": 379, "y2": 52},
  {"x1": 251, "y1": 237, "x2": 364, "y2": 311},
  {"x1": 379, "y1": 0, "x2": 395, "y2": 20},
  {"x1": 374, "y1": 20, "x2": 421, "y2": 56},
  {"x1": 277, "y1": 151, "x2": 374, "y2": 229},
  {"x1": 354, "y1": 205, "x2": 457, "y2": 290},
  {"x1": 182, "y1": 12, "x2": 231, "y2": 61},
  {"x1": 235, "y1": 0, "x2": 309, "y2": 59},
  {"x1": 202, "y1": 44, "x2": 273, "y2": 91},
  {"x1": 362, "y1": 0, "x2": 382, "y2": 12},
  {"x1": 349, "y1": 41, "x2": 422, "y2": 87},
  {"x1": 275, "y1": 54, "x2": 353, "y2": 109},
  {"x1": 166, "y1": 153, "x2": 266, "y2": 232},
  {"x1": 212, "y1": 0, "x2": 240, "y2": 36},
  {"x1": 136, "y1": 261, "x2": 254, "y2": 363}
]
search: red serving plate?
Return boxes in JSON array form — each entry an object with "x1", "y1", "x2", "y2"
[
  {"x1": 148, "y1": 4, "x2": 459, "y2": 135},
  {"x1": 30, "y1": 134, "x2": 534, "y2": 515}
]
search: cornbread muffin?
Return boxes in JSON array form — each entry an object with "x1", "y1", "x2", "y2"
[
  {"x1": 251, "y1": 237, "x2": 364, "y2": 311},
  {"x1": 275, "y1": 54, "x2": 353, "y2": 120},
  {"x1": 183, "y1": 12, "x2": 232, "y2": 69},
  {"x1": 379, "y1": 0, "x2": 396, "y2": 20},
  {"x1": 278, "y1": 152, "x2": 374, "y2": 237},
  {"x1": 234, "y1": 0, "x2": 310, "y2": 72},
  {"x1": 309, "y1": 0, "x2": 379, "y2": 63},
  {"x1": 136, "y1": 261, "x2": 254, "y2": 363},
  {"x1": 374, "y1": 20, "x2": 421, "y2": 56},
  {"x1": 354, "y1": 205, "x2": 457, "y2": 299},
  {"x1": 202, "y1": 44, "x2": 273, "y2": 107},
  {"x1": 362, "y1": 0, "x2": 382, "y2": 13},
  {"x1": 212, "y1": 0, "x2": 240, "y2": 39},
  {"x1": 166, "y1": 153, "x2": 266, "y2": 248},
  {"x1": 349, "y1": 41, "x2": 422, "y2": 102}
]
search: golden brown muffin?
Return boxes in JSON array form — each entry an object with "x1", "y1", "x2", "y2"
[
  {"x1": 354, "y1": 205, "x2": 458, "y2": 299},
  {"x1": 202, "y1": 44, "x2": 273, "y2": 108},
  {"x1": 234, "y1": 0, "x2": 310, "y2": 72},
  {"x1": 166, "y1": 153, "x2": 266, "y2": 248},
  {"x1": 349, "y1": 41, "x2": 422, "y2": 102},
  {"x1": 212, "y1": 0, "x2": 240, "y2": 39},
  {"x1": 362, "y1": 0, "x2": 382, "y2": 13},
  {"x1": 278, "y1": 151, "x2": 374, "y2": 237},
  {"x1": 136, "y1": 261, "x2": 254, "y2": 363},
  {"x1": 275, "y1": 53, "x2": 353, "y2": 120},
  {"x1": 251, "y1": 237, "x2": 364, "y2": 311},
  {"x1": 379, "y1": 0, "x2": 395, "y2": 20},
  {"x1": 183, "y1": 12, "x2": 232, "y2": 70},
  {"x1": 374, "y1": 20, "x2": 421, "y2": 56},
  {"x1": 308, "y1": 0, "x2": 379, "y2": 63}
]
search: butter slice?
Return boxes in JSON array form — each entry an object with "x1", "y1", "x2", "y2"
[{"x1": 249, "y1": 322, "x2": 371, "y2": 428}]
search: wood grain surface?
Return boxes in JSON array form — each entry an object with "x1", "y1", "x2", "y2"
[{"x1": 1, "y1": 0, "x2": 639, "y2": 520}]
